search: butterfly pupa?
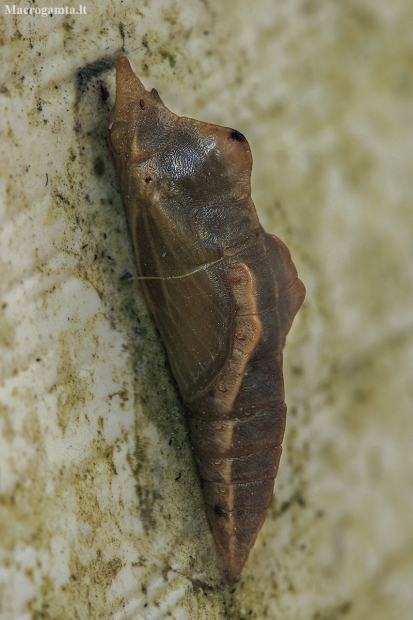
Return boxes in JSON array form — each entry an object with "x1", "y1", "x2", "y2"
[{"x1": 108, "y1": 56, "x2": 305, "y2": 580}]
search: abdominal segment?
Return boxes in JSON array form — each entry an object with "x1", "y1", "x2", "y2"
[{"x1": 188, "y1": 369, "x2": 287, "y2": 581}]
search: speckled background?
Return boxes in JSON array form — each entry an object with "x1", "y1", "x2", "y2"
[{"x1": 1, "y1": 1, "x2": 413, "y2": 619}]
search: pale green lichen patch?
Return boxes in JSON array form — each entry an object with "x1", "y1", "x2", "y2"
[
  {"x1": 1, "y1": 0, "x2": 413, "y2": 618},
  {"x1": 0, "y1": 307, "x2": 15, "y2": 349}
]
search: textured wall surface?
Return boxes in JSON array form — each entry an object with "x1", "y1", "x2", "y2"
[{"x1": 1, "y1": 1, "x2": 413, "y2": 618}]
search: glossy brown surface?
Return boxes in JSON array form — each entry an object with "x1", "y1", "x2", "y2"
[{"x1": 108, "y1": 56, "x2": 305, "y2": 580}]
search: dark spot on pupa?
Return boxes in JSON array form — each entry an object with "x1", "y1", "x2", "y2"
[
  {"x1": 145, "y1": 176, "x2": 152, "y2": 184},
  {"x1": 94, "y1": 157, "x2": 105, "y2": 176},
  {"x1": 213, "y1": 504, "x2": 224, "y2": 516},
  {"x1": 229, "y1": 129, "x2": 246, "y2": 142},
  {"x1": 139, "y1": 99, "x2": 145, "y2": 109}
]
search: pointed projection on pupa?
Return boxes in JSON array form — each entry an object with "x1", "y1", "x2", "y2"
[{"x1": 108, "y1": 56, "x2": 305, "y2": 580}]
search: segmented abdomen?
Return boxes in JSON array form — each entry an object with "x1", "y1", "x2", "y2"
[
  {"x1": 188, "y1": 399, "x2": 285, "y2": 582},
  {"x1": 187, "y1": 232, "x2": 304, "y2": 580}
]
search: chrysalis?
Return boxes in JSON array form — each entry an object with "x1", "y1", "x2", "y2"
[{"x1": 108, "y1": 57, "x2": 305, "y2": 580}]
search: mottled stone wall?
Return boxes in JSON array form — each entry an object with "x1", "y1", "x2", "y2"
[{"x1": 1, "y1": 1, "x2": 412, "y2": 618}]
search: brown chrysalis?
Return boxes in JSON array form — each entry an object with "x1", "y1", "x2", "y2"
[{"x1": 108, "y1": 56, "x2": 305, "y2": 580}]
